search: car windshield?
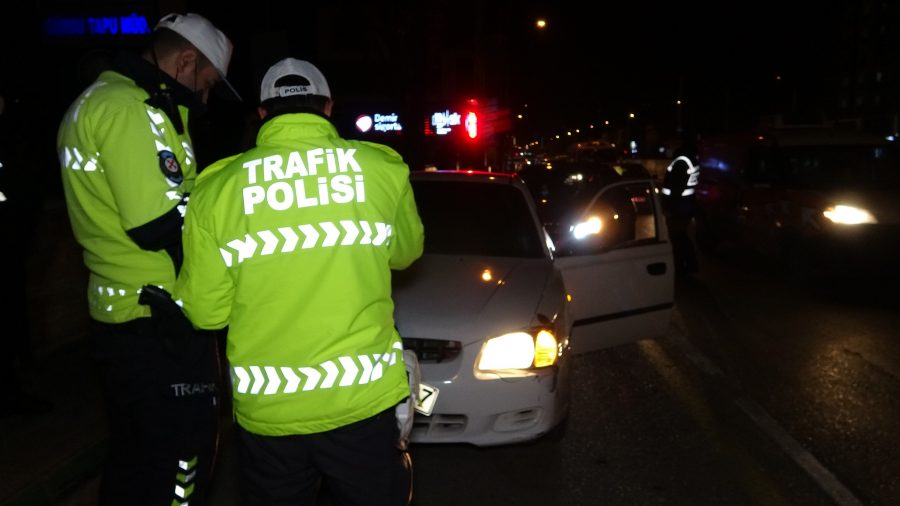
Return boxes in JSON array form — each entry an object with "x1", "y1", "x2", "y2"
[
  {"x1": 411, "y1": 180, "x2": 545, "y2": 258},
  {"x1": 518, "y1": 161, "x2": 624, "y2": 228},
  {"x1": 776, "y1": 145, "x2": 900, "y2": 190}
]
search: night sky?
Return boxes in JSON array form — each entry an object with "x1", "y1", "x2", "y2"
[
  {"x1": 0, "y1": 1, "x2": 863, "y2": 168},
  {"x1": 148, "y1": 0, "x2": 849, "y2": 136},
  {"x1": 504, "y1": 1, "x2": 847, "y2": 135}
]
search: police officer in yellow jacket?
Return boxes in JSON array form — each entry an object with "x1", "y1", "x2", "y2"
[
  {"x1": 175, "y1": 58, "x2": 425, "y2": 505},
  {"x1": 57, "y1": 13, "x2": 236, "y2": 505}
]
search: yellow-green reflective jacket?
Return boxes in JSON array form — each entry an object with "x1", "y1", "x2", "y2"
[
  {"x1": 57, "y1": 69, "x2": 196, "y2": 323},
  {"x1": 176, "y1": 113, "x2": 424, "y2": 435}
]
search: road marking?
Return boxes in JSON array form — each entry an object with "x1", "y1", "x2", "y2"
[
  {"x1": 734, "y1": 398, "x2": 864, "y2": 506},
  {"x1": 670, "y1": 310, "x2": 865, "y2": 506},
  {"x1": 666, "y1": 326, "x2": 724, "y2": 377},
  {"x1": 637, "y1": 339, "x2": 794, "y2": 505}
]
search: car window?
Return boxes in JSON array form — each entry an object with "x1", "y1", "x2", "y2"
[
  {"x1": 746, "y1": 146, "x2": 780, "y2": 186},
  {"x1": 775, "y1": 145, "x2": 900, "y2": 190},
  {"x1": 555, "y1": 181, "x2": 660, "y2": 256},
  {"x1": 519, "y1": 162, "x2": 622, "y2": 228},
  {"x1": 411, "y1": 180, "x2": 545, "y2": 258}
]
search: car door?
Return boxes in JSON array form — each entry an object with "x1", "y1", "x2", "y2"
[{"x1": 552, "y1": 179, "x2": 674, "y2": 353}]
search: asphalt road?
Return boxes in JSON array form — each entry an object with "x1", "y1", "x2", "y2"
[{"x1": 48, "y1": 230, "x2": 900, "y2": 506}]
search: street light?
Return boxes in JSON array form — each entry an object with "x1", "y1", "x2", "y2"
[
  {"x1": 536, "y1": 19, "x2": 547, "y2": 29},
  {"x1": 676, "y1": 99, "x2": 683, "y2": 134}
]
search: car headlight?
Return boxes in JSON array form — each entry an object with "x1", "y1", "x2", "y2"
[
  {"x1": 571, "y1": 216, "x2": 602, "y2": 239},
  {"x1": 563, "y1": 172, "x2": 585, "y2": 185},
  {"x1": 476, "y1": 329, "x2": 559, "y2": 374},
  {"x1": 823, "y1": 205, "x2": 877, "y2": 225}
]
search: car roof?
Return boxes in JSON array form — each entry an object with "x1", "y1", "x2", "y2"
[
  {"x1": 410, "y1": 169, "x2": 523, "y2": 185},
  {"x1": 518, "y1": 160, "x2": 651, "y2": 189}
]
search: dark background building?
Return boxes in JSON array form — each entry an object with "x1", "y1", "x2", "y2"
[{"x1": 3, "y1": 0, "x2": 900, "y2": 178}]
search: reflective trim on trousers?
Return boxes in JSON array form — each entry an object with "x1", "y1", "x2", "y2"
[{"x1": 171, "y1": 455, "x2": 197, "y2": 506}]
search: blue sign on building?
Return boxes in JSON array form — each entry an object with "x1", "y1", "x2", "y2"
[{"x1": 44, "y1": 13, "x2": 150, "y2": 36}]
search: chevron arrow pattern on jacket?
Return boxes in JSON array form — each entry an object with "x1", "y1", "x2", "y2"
[
  {"x1": 219, "y1": 220, "x2": 392, "y2": 267},
  {"x1": 231, "y1": 344, "x2": 403, "y2": 395}
]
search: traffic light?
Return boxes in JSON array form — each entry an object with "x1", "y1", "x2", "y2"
[
  {"x1": 465, "y1": 111, "x2": 478, "y2": 139},
  {"x1": 464, "y1": 99, "x2": 479, "y2": 140}
]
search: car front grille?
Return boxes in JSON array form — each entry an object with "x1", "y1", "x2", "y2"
[
  {"x1": 411, "y1": 413, "x2": 467, "y2": 438},
  {"x1": 401, "y1": 338, "x2": 462, "y2": 363}
]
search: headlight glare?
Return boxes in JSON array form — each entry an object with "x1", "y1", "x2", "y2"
[
  {"x1": 476, "y1": 328, "x2": 559, "y2": 372},
  {"x1": 477, "y1": 332, "x2": 534, "y2": 370},
  {"x1": 572, "y1": 216, "x2": 602, "y2": 239},
  {"x1": 823, "y1": 205, "x2": 877, "y2": 225}
]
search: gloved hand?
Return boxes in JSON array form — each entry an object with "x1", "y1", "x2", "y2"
[{"x1": 138, "y1": 284, "x2": 196, "y2": 357}]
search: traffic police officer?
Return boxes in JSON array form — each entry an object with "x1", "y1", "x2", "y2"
[
  {"x1": 56, "y1": 13, "x2": 236, "y2": 505},
  {"x1": 175, "y1": 58, "x2": 424, "y2": 505},
  {"x1": 662, "y1": 145, "x2": 700, "y2": 275}
]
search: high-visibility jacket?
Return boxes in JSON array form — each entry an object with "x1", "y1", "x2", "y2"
[
  {"x1": 175, "y1": 113, "x2": 424, "y2": 436},
  {"x1": 662, "y1": 155, "x2": 699, "y2": 198},
  {"x1": 57, "y1": 67, "x2": 196, "y2": 323}
]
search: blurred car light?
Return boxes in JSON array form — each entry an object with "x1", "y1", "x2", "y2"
[
  {"x1": 823, "y1": 204, "x2": 877, "y2": 225},
  {"x1": 572, "y1": 216, "x2": 602, "y2": 239}
]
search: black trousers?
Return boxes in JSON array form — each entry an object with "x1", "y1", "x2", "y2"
[
  {"x1": 237, "y1": 406, "x2": 411, "y2": 506},
  {"x1": 91, "y1": 317, "x2": 220, "y2": 506},
  {"x1": 664, "y1": 200, "x2": 699, "y2": 275}
]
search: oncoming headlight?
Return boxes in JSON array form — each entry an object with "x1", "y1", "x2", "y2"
[
  {"x1": 475, "y1": 329, "x2": 559, "y2": 377},
  {"x1": 823, "y1": 205, "x2": 877, "y2": 225},
  {"x1": 571, "y1": 216, "x2": 602, "y2": 239}
]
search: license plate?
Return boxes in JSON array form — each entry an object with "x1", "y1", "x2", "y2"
[{"x1": 415, "y1": 382, "x2": 439, "y2": 416}]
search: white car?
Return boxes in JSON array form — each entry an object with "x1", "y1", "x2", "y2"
[{"x1": 393, "y1": 170, "x2": 673, "y2": 446}]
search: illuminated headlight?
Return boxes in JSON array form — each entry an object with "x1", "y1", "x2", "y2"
[
  {"x1": 823, "y1": 205, "x2": 877, "y2": 225},
  {"x1": 476, "y1": 329, "x2": 559, "y2": 374},
  {"x1": 571, "y1": 216, "x2": 602, "y2": 239},
  {"x1": 563, "y1": 172, "x2": 584, "y2": 184}
]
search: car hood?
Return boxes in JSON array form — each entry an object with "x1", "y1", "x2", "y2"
[{"x1": 392, "y1": 255, "x2": 555, "y2": 346}]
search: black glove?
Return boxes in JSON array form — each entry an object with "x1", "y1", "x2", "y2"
[{"x1": 138, "y1": 284, "x2": 196, "y2": 357}]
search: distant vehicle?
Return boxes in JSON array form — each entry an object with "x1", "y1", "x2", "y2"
[
  {"x1": 517, "y1": 159, "x2": 652, "y2": 233},
  {"x1": 694, "y1": 127, "x2": 900, "y2": 279},
  {"x1": 610, "y1": 159, "x2": 654, "y2": 180},
  {"x1": 394, "y1": 170, "x2": 673, "y2": 446},
  {"x1": 568, "y1": 139, "x2": 618, "y2": 163}
]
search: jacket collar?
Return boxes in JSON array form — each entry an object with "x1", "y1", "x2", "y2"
[
  {"x1": 111, "y1": 51, "x2": 204, "y2": 111},
  {"x1": 256, "y1": 113, "x2": 339, "y2": 146}
]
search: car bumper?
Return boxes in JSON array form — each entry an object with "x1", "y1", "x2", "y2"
[{"x1": 409, "y1": 356, "x2": 571, "y2": 446}]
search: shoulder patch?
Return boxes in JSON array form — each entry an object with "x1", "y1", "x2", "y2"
[{"x1": 158, "y1": 150, "x2": 184, "y2": 184}]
